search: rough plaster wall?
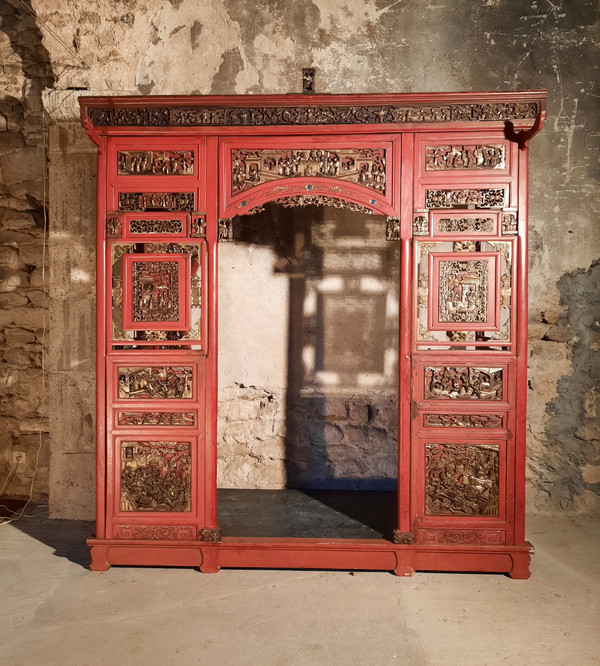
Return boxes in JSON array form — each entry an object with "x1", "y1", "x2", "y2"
[
  {"x1": 14, "y1": 0, "x2": 597, "y2": 517},
  {"x1": 0, "y1": 0, "x2": 53, "y2": 502}
]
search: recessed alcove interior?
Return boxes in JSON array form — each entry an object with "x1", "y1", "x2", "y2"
[{"x1": 217, "y1": 202, "x2": 400, "y2": 539}]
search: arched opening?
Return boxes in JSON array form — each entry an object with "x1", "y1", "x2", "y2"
[{"x1": 217, "y1": 201, "x2": 399, "y2": 538}]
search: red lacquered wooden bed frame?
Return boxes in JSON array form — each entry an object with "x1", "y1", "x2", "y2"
[{"x1": 80, "y1": 91, "x2": 546, "y2": 577}]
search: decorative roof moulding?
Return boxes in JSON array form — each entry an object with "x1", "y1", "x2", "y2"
[{"x1": 79, "y1": 91, "x2": 547, "y2": 146}]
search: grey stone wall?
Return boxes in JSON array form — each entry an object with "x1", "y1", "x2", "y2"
[
  {"x1": 0, "y1": 0, "x2": 597, "y2": 517},
  {"x1": 0, "y1": 0, "x2": 53, "y2": 502}
]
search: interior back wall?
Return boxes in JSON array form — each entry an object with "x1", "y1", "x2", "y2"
[{"x1": 0, "y1": 0, "x2": 597, "y2": 519}]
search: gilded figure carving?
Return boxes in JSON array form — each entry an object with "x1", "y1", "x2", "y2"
[
  {"x1": 425, "y1": 144, "x2": 505, "y2": 170},
  {"x1": 190, "y1": 214, "x2": 206, "y2": 238},
  {"x1": 88, "y1": 102, "x2": 539, "y2": 127},
  {"x1": 231, "y1": 148, "x2": 386, "y2": 194},
  {"x1": 106, "y1": 213, "x2": 122, "y2": 238},
  {"x1": 425, "y1": 443, "x2": 500, "y2": 516},
  {"x1": 118, "y1": 192, "x2": 195, "y2": 212},
  {"x1": 118, "y1": 366, "x2": 194, "y2": 399},
  {"x1": 199, "y1": 527, "x2": 223, "y2": 543},
  {"x1": 412, "y1": 215, "x2": 429, "y2": 236},
  {"x1": 129, "y1": 219, "x2": 183, "y2": 234},
  {"x1": 117, "y1": 411, "x2": 195, "y2": 427},
  {"x1": 424, "y1": 366, "x2": 503, "y2": 400},
  {"x1": 437, "y1": 217, "x2": 494, "y2": 233},
  {"x1": 438, "y1": 260, "x2": 488, "y2": 323},
  {"x1": 120, "y1": 441, "x2": 192, "y2": 512},
  {"x1": 386, "y1": 217, "x2": 401, "y2": 240},
  {"x1": 426, "y1": 189, "x2": 505, "y2": 209},
  {"x1": 218, "y1": 218, "x2": 233, "y2": 241},
  {"x1": 117, "y1": 150, "x2": 194, "y2": 175},
  {"x1": 392, "y1": 530, "x2": 415, "y2": 545},
  {"x1": 502, "y1": 212, "x2": 518, "y2": 234},
  {"x1": 423, "y1": 413, "x2": 502, "y2": 428},
  {"x1": 131, "y1": 260, "x2": 180, "y2": 323}
]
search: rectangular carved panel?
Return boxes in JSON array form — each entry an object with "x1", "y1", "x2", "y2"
[
  {"x1": 117, "y1": 150, "x2": 194, "y2": 175},
  {"x1": 231, "y1": 148, "x2": 386, "y2": 194},
  {"x1": 437, "y1": 217, "x2": 495, "y2": 233},
  {"x1": 424, "y1": 366, "x2": 503, "y2": 401},
  {"x1": 418, "y1": 528, "x2": 505, "y2": 545},
  {"x1": 437, "y1": 259, "x2": 489, "y2": 324},
  {"x1": 131, "y1": 259, "x2": 180, "y2": 323},
  {"x1": 117, "y1": 411, "x2": 196, "y2": 426},
  {"x1": 426, "y1": 189, "x2": 506, "y2": 209},
  {"x1": 425, "y1": 443, "x2": 500, "y2": 516},
  {"x1": 423, "y1": 413, "x2": 502, "y2": 428},
  {"x1": 120, "y1": 441, "x2": 192, "y2": 512},
  {"x1": 129, "y1": 218, "x2": 184, "y2": 234},
  {"x1": 117, "y1": 366, "x2": 194, "y2": 399},
  {"x1": 118, "y1": 192, "x2": 195, "y2": 212},
  {"x1": 425, "y1": 144, "x2": 505, "y2": 170},
  {"x1": 116, "y1": 525, "x2": 195, "y2": 540}
]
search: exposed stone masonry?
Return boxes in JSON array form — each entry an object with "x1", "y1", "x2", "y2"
[{"x1": 0, "y1": 0, "x2": 53, "y2": 501}]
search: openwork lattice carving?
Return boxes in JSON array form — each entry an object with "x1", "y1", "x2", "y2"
[
  {"x1": 425, "y1": 144, "x2": 505, "y2": 170},
  {"x1": 118, "y1": 366, "x2": 193, "y2": 399},
  {"x1": 118, "y1": 192, "x2": 195, "y2": 212},
  {"x1": 117, "y1": 150, "x2": 194, "y2": 175},
  {"x1": 272, "y1": 195, "x2": 374, "y2": 214},
  {"x1": 231, "y1": 148, "x2": 386, "y2": 194},
  {"x1": 438, "y1": 260, "x2": 488, "y2": 323},
  {"x1": 425, "y1": 443, "x2": 500, "y2": 516},
  {"x1": 88, "y1": 102, "x2": 539, "y2": 127},
  {"x1": 424, "y1": 366, "x2": 503, "y2": 400},
  {"x1": 423, "y1": 413, "x2": 502, "y2": 428},
  {"x1": 426, "y1": 189, "x2": 505, "y2": 209},
  {"x1": 131, "y1": 260, "x2": 180, "y2": 323},
  {"x1": 117, "y1": 411, "x2": 195, "y2": 427},
  {"x1": 437, "y1": 217, "x2": 494, "y2": 233},
  {"x1": 129, "y1": 219, "x2": 184, "y2": 234},
  {"x1": 120, "y1": 441, "x2": 192, "y2": 512}
]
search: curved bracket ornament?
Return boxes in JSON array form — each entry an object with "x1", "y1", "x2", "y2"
[
  {"x1": 199, "y1": 527, "x2": 222, "y2": 543},
  {"x1": 393, "y1": 530, "x2": 415, "y2": 545}
]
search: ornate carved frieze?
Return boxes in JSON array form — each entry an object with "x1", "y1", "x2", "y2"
[
  {"x1": 120, "y1": 441, "x2": 192, "y2": 512},
  {"x1": 117, "y1": 150, "x2": 194, "y2": 175},
  {"x1": 425, "y1": 443, "x2": 500, "y2": 516},
  {"x1": 190, "y1": 213, "x2": 206, "y2": 238},
  {"x1": 116, "y1": 525, "x2": 195, "y2": 540},
  {"x1": 231, "y1": 148, "x2": 386, "y2": 194},
  {"x1": 386, "y1": 217, "x2": 401, "y2": 240},
  {"x1": 502, "y1": 211, "x2": 518, "y2": 235},
  {"x1": 199, "y1": 527, "x2": 223, "y2": 543},
  {"x1": 218, "y1": 218, "x2": 233, "y2": 241},
  {"x1": 118, "y1": 366, "x2": 194, "y2": 399},
  {"x1": 107, "y1": 212, "x2": 122, "y2": 238},
  {"x1": 418, "y1": 529, "x2": 505, "y2": 545},
  {"x1": 118, "y1": 192, "x2": 195, "y2": 212},
  {"x1": 438, "y1": 259, "x2": 488, "y2": 323},
  {"x1": 117, "y1": 411, "x2": 195, "y2": 427},
  {"x1": 423, "y1": 413, "x2": 502, "y2": 428},
  {"x1": 272, "y1": 195, "x2": 374, "y2": 215},
  {"x1": 131, "y1": 260, "x2": 180, "y2": 323},
  {"x1": 412, "y1": 213, "x2": 429, "y2": 236},
  {"x1": 426, "y1": 189, "x2": 505, "y2": 209},
  {"x1": 87, "y1": 101, "x2": 539, "y2": 127},
  {"x1": 129, "y1": 219, "x2": 184, "y2": 234},
  {"x1": 424, "y1": 366, "x2": 503, "y2": 400},
  {"x1": 437, "y1": 217, "x2": 494, "y2": 233},
  {"x1": 425, "y1": 144, "x2": 505, "y2": 170}
]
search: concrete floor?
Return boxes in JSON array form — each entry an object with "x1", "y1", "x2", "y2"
[{"x1": 1, "y1": 511, "x2": 598, "y2": 666}]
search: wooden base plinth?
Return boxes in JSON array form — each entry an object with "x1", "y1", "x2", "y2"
[{"x1": 88, "y1": 537, "x2": 534, "y2": 578}]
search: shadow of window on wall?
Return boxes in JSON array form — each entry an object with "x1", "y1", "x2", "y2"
[{"x1": 233, "y1": 202, "x2": 399, "y2": 493}]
